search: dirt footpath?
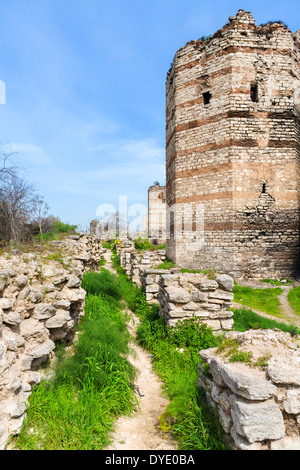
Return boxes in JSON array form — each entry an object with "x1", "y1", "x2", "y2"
[{"x1": 103, "y1": 251, "x2": 177, "y2": 451}]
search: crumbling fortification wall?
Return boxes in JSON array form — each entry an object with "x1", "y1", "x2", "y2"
[
  {"x1": 198, "y1": 329, "x2": 300, "y2": 450},
  {"x1": 0, "y1": 234, "x2": 104, "y2": 449},
  {"x1": 157, "y1": 272, "x2": 234, "y2": 331},
  {"x1": 119, "y1": 244, "x2": 166, "y2": 286}
]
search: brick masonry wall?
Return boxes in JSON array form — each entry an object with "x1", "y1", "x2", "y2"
[
  {"x1": 166, "y1": 9, "x2": 300, "y2": 279},
  {"x1": 148, "y1": 184, "x2": 167, "y2": 245}
]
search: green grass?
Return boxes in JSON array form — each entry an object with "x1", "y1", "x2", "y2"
[
  {"x1": 260, "y1": 278, "x2": 293, "y2": 286},
  {"x1": 232, "y1": 307, "x2": 300, "y2": 336},
  {"x1": 288, "y1": 286, "x2": 300, "y2": 316},
  {"x1": 111, "y1": 254, "x2": 226, "y2": 450},
  {"x1": 233, "y1": 284, "x2": 283, "y2": 317},
  {"x1": 134, "y1": 237, "x2": 166, "y2": 251},
  {"x1": 10, "y1": 292, "x2": 137, "y2": 450},
  {"x1": 180, "y1": 268, "x2": 217, "y2": 279},
  {"x1": 155, "y1": 258, "x2": 177, "y2": 269}
]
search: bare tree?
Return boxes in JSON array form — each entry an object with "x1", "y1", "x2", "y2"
[
  {"x1": 0, "y1": 171, "x2": 35, "y2": 243},
  {"x1": 0, "y1": 144, "x2": 19, "y2": 180},
  {"x1": 31, "y1": 196, "x2": 50, "y2": 239}
]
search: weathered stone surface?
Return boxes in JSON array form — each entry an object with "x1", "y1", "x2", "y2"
[
  {"x1": 221, "y1": 363, "x2": 278, "y2": 401},
  {"x1": 61, "y1": 287, "x2": 86, "y2": 303},
  {"x1": 198, "y1": 329, "x2": 300, "y2": 449},
  {"x1": 208, "y1": 292, "x2": 234, "y2": 302},
  {"x1": 45, "y1": 310, "x2": 72, "y2": 329},
  {"x1": 267, "y1": 359, "x2": 300, "y2": 386},
  {"x1": 209, "y1": 357, "x2": 226, "y2": 387},
  {"x1": 282, "y1": 389, "x2": 300, "y2": 414},
  {"x1": 33, "y1": 303, "x2": 56, "y2": 320},
  {"x1": 3, "y1": 312, "x2": 22, "y2": 326},
  {"x1": 216, "y1": 274, "x2": 234, "y2": 292},
  {"x1": 20, "y1": 318, "x2": 49, "y2": 342},
  {"x1": 14, "y1": 275, "x2": 28, "y2": 289},
  {"x1": 165, "y1": 286, "x2": 191, "y2": 303},
  {"x1": 230, "y1": 396, "x2": 285, "y2": 443},
  {"x1": 74, "y1": 252, "x2": 91, "y2": 262},
  {"x1": 67, "y1": 275, "x2": 81, "y2": 288},
  {"x1": 30, "y1": 339, "x2": 55, "y2": 360},
  {"x1": 0, "y1": 299, "x2": 13, "y2": 310},
  {"x1": 270, "y1": 437, "x2": 300, "y2": 450},
  {"x1": 27, "y1": 289, "x2": 43, "y2": 304},
  {"x1": 230, "y1": 428, "x2": 265, "y2": 450},
  {"x1": 196, "y1": 280, "x2": 219, "y2": 291},
  {"x1": 0, "y1": 272, "x2": 8, "y2": 292}
]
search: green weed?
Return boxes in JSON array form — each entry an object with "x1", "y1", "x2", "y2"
[
  {"x1": 110, "y1": 254, "x2": 226, "y2": 450},
  {"x1": 287, "y1": 287, "x2": 300, "y2": 316},
  {"x1": 155, "y1": 259, "x2": 177, "y2": 270},
  {"x1": 233, "y1": 284, "x2": 283, "y2": 316}
]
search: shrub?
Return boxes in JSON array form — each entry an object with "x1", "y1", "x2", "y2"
[
  {"x1": 166, "y1": 318, "x2": 221, "y2": 353},
  {"x1": 134, "y1": 237, "x2": 153, "y2": 250}
]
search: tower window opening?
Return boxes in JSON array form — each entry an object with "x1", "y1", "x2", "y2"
[
  {"x1": 251, "y1": 83, "x2": 259, "y2": 103},
  {"x1": 262, "y1": 182, "x2": 267, "y2": 193},
  {"x1": 203, "y1": 91, "x2": 211, "y2": 105}
]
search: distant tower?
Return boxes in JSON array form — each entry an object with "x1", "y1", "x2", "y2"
[
  {"x1": 148, "y1": 183, "x2": 166, "y2": 245},
  {"x1": 166, "y1": 10, "x2": 300, "y2": 278}
]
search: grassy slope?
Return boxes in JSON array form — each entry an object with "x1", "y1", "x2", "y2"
[
  {"x1": 287, "y1": 286, "x2": 300, "y2": 316},
  {"x1": 233, "y1": 284, "x2": 283, "y2": 317}
]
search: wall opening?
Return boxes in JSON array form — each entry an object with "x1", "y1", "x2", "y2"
[
  {"x1": 251, "y1": 83, "x2": 259, "y2": 103},
  {"x1": 262, "y1": 182, "x2": 267, "y2": 193},
  {"x1": 203, "y1": 91, "x2": 211, "y2": 105}
]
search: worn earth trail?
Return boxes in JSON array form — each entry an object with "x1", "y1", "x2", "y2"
[
  {"x1": 233, "y1": 279, "x2": 300, "y2": 328},
  {"x1": 103, "y1": 250, "x2": 177, "y2": 451}
]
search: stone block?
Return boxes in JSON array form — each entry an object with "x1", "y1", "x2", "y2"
[{"x1": 230, "y1": 396, "x2": 285, "y2": 443}]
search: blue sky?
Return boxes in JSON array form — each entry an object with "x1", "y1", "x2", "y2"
[{"x1": 0, "y1": 0, "x2": 299, "y2": 231}]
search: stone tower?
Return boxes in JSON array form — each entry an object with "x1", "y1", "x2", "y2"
[
  {"x1": 148, "y1": 183, "x2": 166, "y2": 245},
  {"x1": 166, "y1": 9, "x2": 300, "y2": 278}
]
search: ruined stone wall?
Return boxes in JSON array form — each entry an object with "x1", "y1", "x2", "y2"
[
  {"x1": 119, "y1": 245, "x2": 166, "y2": 286},
  {"x1": 140, "y1": 268, "x2": 178, "y2": 304},
  {"x1": 118, "y1": 239, "x2": 300, "y2": 450},
  {"x1": 198, "y1": 329, "x2": 300, "y2": 450},
  {"x1": 157, "y1": 272, "x2": 234, "y2": 331},
  {"x1": 0, "y1": 234, "x2": 104, "y2": 449},
  {"x1": 148, "y1": 184, "x2": 167, "y2": 245},
  {"x1": 166, "y1": 9, "x2": 300, "y2": 279}
]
